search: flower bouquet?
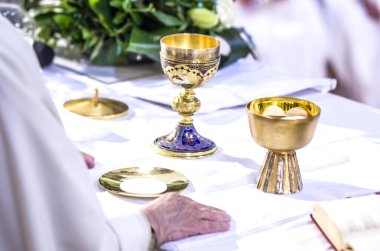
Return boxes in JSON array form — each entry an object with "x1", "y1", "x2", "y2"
[{"x1": 25, "y1": 0, "x2": 257, "y2": 66}]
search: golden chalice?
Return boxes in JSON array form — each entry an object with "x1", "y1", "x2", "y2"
[
  {"x1": 247, "y1": 97, "x2": 321, "y2": 194},
  {"x1": 153, "y1": 33, "x2": 220, "y2": 158}
]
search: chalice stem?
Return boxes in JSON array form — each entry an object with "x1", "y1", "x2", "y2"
[
  {"x1": 172, "y1": 89, "x2": 200, "y2": 124},
  {"x1": 257, "y1": 150, "x2": 303, "y2": 194}
]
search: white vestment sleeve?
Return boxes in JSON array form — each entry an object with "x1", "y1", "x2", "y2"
[
  {"x1": 0, "y1": 16, "x2": 151, "y2": 251},
  {"x1": 107, "y1": 212, "x2": 153, "y2": 250}
]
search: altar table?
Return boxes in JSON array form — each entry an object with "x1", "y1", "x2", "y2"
[{"x1": 43, "y1": 59, "x2": 380, "y2": 251}]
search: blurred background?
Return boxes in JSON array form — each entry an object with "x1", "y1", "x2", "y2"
[
  {"x1": 1, "y1": 0, "x2": 379, "y2": 108},
  {"x1": 235, "y1": 0, "x2": 380, "y2": 109}
]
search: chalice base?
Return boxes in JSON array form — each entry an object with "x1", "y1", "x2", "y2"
[
  {"x1": 153, "y1": 123, "x2": 217, "y2": 158},
  {"x1": 256, "y1": 150, "x2": 303, "y2": 194}
]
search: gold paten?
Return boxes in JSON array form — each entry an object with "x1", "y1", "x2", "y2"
[
  {"x1": 247, "y1": 97, "x2": 320, "y2": 194},
  {"x1": 63, "y1": 88, "x2": 128, "y2": 120},
  {"x1": 153, "y1": 33, "x2": 220, "y2": 158},
  {"x1": 99, "y1": 167, "x2": 189, "y2": 198}
]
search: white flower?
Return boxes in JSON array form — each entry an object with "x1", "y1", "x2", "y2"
[{"x1": 216, "y1": 0, "x2": 236, "y2": 29}]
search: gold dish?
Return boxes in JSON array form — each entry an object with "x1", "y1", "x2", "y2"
[
  {"x1": 64, "y1": 88, "x2": 128, "y2": 120},
  {"x1": 99, "y1": 167, "x2": 189, "y2": 198}
]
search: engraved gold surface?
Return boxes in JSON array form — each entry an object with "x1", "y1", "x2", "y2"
[
  {"x1": 99, "y1": 167, "x2": 189, "y2": 198},
  {"x1": 162, "y1": 57, "x2": 220, "y2": 89},
  {"x1": 247, "y1": 97, "x2": 320, "y2": 194},
  {"x1": 64, "y1": 89, "x2": 128, "y2": 120},
  {"x1": 153, "y1": 33, "x2": 220, "y2": 158}
]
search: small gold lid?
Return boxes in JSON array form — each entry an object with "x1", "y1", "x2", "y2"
[{"x1": 63, "y1": 89, "x2": 128, "y2": 120}]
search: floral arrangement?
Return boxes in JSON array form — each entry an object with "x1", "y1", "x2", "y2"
[{"x1": 25, "y1": 0, "x2": 256, "y2": 66}]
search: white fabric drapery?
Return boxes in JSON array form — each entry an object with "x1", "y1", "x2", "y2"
[{"x1": 0, "y1": 16, "x2": 152, "y2": 251}]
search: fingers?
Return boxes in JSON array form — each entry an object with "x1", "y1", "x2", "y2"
[
  {"x1": 198, "y1": 219, "x2": 231, "y2": 234},
  {"x1": 142, "y1": 193, "x2": 232, "y2": 246},
  {"x1": 196, "y1": 207, "x2": 231, "y2": 234},
  {"x1": 80, "y1": 151, "x2": 95, "y2": 169},
  {"x1": 197, "y1": 207, "x2": 231, "y2": 222}
]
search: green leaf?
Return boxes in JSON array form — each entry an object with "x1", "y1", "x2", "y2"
[
  {"x1": 110, "y1": 0, "x2": 122, "y2": 8},
  {"x1": 90, "y1": 35, "x2": 104, "y2": 61},
  {"x1": 113, "y1": 12, "x2": 126, "y2": 25},
  {"x1": 176, "y1": 0, "x2": 192, "y2": 8},
  {"x1": 82, "y1": 31, "x2": 99, "y2": 51},
  {"x1": 121, "y1": 0, "x2": 132, "y2": 11},
  {"x1": 127, "y1": 28, "x2": 161, "y2": 62},
  {"x1": 127, "y1": 27, "x2": 177, "y2": 62},
  {"x1": 152, "y1": 11, "x2": 183, "y2": 26},
  {"x1": 115, "y1": 37, "x2": 125, "y2": 56},
  {"x1": 165, "y1": 2, "x2": 175, "y2": 7},
  {"x1": 88, "y1": 0, "x2": 113, "y2": 32},
  {"x1": 149, "y1": 27, "x2": 177, "y2": 41},
  {"x1": 82, "y1": 28, "x2": 91, "y2": 39},
  {"x1": 130, "y1": 12, "x2": 142, "y2": 25},
  {"x1": 128, "y1": 3, "x2": 155, "y2": 13},
  {"x1": 37, "y1": 27, "x2": 52, "y2": 42},
  {"x1": 61, "y1": 0, "x2": 79, "y2": 13},
  {"x1": 127, "y1": 27, "x2": 176, "y2": 62},
  {"x1": 176, "y1": 5, "x2": 185, "y2": 21},
  {"x1": 53, "y1": 14, "x2": 74, "y2": 29},
  {"x1": 34, "y1": 12, "x2": 58, "y2": 25},
  {"x1": 91, "y1": 39, "x2": 129, "y2": 65},
  {"x1": 178, "y1": 22, "x2": 188, "y2": 31},
  {"x1": 114, "y1": 22, "x2": 132, "y2": 35},
  {"x1": 217, "y1": 27, "x2": 258, "y2": 68}
]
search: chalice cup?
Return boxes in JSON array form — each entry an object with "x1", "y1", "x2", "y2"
[
  {"x1": 247, "y1": 97, "x2": 321, "y2": 194},
  {"x1": 153, "y1": 33, "x2": 220, "y2": 158}
]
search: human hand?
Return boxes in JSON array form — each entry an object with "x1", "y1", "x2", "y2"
[
  {"x1": 80, "y1": 151, "x2": 95, "y2": 169},
  {"x1": 141, "y1": 192, "x2": 231, "y2": 246}
]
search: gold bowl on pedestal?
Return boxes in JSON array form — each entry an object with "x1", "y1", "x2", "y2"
[
  {"x1": 247, "y1": 97, "x2": 321, "y2": 194},
  {"x1": 153, "y1": 33, "x2": 220, "y2": 158}
]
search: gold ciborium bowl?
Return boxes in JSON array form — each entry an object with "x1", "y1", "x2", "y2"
[
  {"x1": 247, "y1": 97, "x2": 321, "y2": 194},
  {"x1": 153, "y1": 33, "x2": 220, "y2": 158}
]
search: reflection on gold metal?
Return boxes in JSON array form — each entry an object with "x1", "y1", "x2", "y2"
[
  {"x1": 63, "y1": 88, "x2": 128, "y2": 120},
  {"x1": 247, "y1": 97, "x2": 321, "y2": 194},
  {"x1": 99, "y1": 167, "x2": 189, "y2": 198},
  {"x1": 153, "y1": 33, "x2": 220, "y2": 158}
]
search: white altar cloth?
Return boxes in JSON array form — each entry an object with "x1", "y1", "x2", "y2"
[{"x1": 43, "y1": 61, "x2": 380, "y2": 251}]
